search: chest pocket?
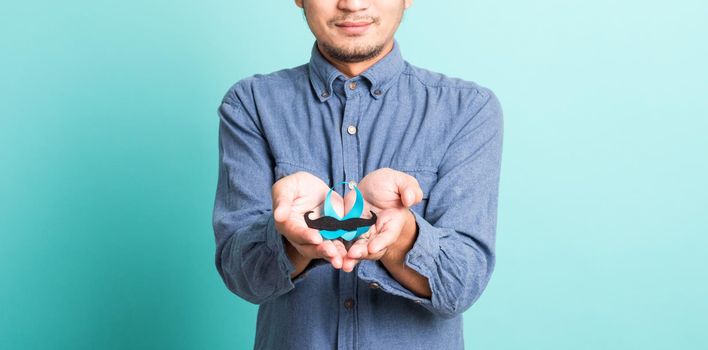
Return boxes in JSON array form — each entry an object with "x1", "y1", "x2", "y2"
[
  {"x1": 389, "y1": 166, "x2": 438, "y2": 217},
  {"x1": 274, "y1": 160, "x2": 330, "y2": 185}
]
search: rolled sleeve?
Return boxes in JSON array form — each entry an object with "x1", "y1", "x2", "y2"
[
  {"x1": 213, "y1": 82, "x2": 307, "y2": 304},
  {"x1": 403, "y1": 209, "x2": 440, "y2": 278},
  {"x1": 355, "y1": 210, "x2": 441, "y2": 311},
  {"x1": 216, "y1": 211, "x2": 297, "y2": 304}
]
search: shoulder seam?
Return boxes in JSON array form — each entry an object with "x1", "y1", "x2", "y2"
[
  {"x1": 245, "y1": 64, "x2": 309, "y2": 82},
  {"x1": 401, "y1": 70, "x2": 482, "y2": 92},
  {"x1": 223, "y1": 65, "x2": 308, "y2": 101}
]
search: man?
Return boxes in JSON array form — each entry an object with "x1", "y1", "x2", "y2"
[{"x1": 212, "y1": 0, "x2": 503, "y2": 348}]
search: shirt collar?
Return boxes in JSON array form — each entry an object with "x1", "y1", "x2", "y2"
[{"x1": 308, "y1": 39, "x2": 406, "y2": 102}]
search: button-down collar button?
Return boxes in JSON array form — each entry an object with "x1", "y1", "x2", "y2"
[
  {"x1": 344, "y1": 298, "x2": 354, "y2": 310},
  {"x1": 373, "y1": 89, "x2": 382, "y2": 95},
  {"x1": 414, "y1": 300, "x2": 422, "y2": 304},
  {"x1": 349, "y1": 81, "x2": 357, "y2": 90},
  {"x1": 321, "y1": 91, "x2": 329, "y2": 98},
  {"x1": 369, "y1": 282, "x2": 380, "y2": 289},
  {"x1": 347, "y1": 125, "x2": 357, "y2": 135}
]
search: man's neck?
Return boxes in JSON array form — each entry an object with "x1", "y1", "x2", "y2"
[{"x1": 317, "y1": 40, "x2": 394, "y2": 78}]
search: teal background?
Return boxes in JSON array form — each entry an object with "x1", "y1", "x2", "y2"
[{"x1": 1, "y1": 1, "x2": 706, "y2": 349}]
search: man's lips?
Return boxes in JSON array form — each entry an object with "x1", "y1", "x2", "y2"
[{"x1": 335, "y1": 21, "x2": 372, "y2": 35}]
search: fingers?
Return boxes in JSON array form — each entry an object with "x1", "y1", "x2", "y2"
[
  {"x1": 368, "y1": 215, "x2": 404, "y2": 255},
  {"x1": 344, "y1": 235, "x2": 387, "y2": 265},
  {"x1": 290, "y1": 239, "x2": 344, "y2": 269},
  {"x1": 345, "y1": 222, "x2": 391, "y2": 266},
  {"x1": 339, "y1": 236, "x2": 365, "y2": 272},
  {"x1": 331, "y1": 240, "x2": 355, "y2": 271},
  {"x1": 366, "y1": 247, "x2": 387, "y2": 261},
  {"x1": 342, "y1": 256, "x2": 360, "y2": 272},
  {"x1": 347, "y1": 236, "x2": 370, "y2": 259},
  {"x1": 332, "y1": 239, "x2": 348, "y2": 257},
  {"x1": 317, "y1": 240, "x2": 342, "y2": 269},
  {"x1": 285, "y1": 223, "x2": 323, "y2": 245}
]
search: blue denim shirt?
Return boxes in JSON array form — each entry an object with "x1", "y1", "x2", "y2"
[{"x1": 213, "y1": 39, "x2": 503, "y2": 350}]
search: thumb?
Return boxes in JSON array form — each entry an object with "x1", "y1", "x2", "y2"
[
  {"x1": 396, "y1": 173, "x2": 422, "y2": 207},
  {"x1": 273, "y1": 183, "x2": 296, "y2": 222},
  {"x1": 401, "y1": 188, "x2": 416, "y2": 207}
]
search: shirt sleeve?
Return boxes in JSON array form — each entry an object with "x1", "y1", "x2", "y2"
[
  {"x1": 212, "y1": 84, "x2": 309, "y2": 304},
  {"x1": 358, "y1": 87, "x2": 503, "y2": 319}
]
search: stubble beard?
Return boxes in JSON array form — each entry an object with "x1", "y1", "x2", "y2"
[{"x1": 318, "y1": 39, "x2": 386, "y2": 63}]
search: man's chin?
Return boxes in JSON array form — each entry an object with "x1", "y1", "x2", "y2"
[{"x1": 319, "y1": 40, "x2": 385, "y2": 63}]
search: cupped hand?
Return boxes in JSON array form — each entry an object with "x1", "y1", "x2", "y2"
[
  {"x1": 272, "y1": 171, "x2": 348, "y2": 269},
  {"x1": 340, "y1": 168, "x2": 423, "y2": 271}
]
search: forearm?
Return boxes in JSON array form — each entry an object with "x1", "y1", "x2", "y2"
[{"x1": 380, "y1": 210, "x2": 432, "y2": 298}]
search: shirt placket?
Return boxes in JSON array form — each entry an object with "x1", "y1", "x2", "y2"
[{"x1": 337, "y1": 78, "x2": 362, "y2": 350}]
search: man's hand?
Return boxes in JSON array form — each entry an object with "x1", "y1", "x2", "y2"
[
  {"x1": 341, "y1": 168, "x2": 423, "y2": 271},
  {"x1": 272, "y1": 171, "x2": 348, "y2": 276}
]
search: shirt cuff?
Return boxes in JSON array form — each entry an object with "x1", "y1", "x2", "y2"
[
  {"x1": 267, "y1": 213, "x2": 325, "y2": 285},
  {"x1": 404, "y1": 209, "x2": 440, "y2": 280},
  {"x1": 356, "y1": 208, "x2": 439, "y2": 305},
  {"x1": 264, "y1": 213, "x2": 300, "y2": 287}
]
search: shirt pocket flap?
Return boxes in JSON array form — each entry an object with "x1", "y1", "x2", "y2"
[
  {"x1": 393, "y1": 166, "x2": 438, "y2": 215},
  {"x1": 390, "y1": 166, "x2": 438, "y2": 215},
  {"x1": 401, "y1": 169, "x2": 437, "y2": 199},
  {"x1": 274, "y1": 161, "x2": 329, "y2": 184}
]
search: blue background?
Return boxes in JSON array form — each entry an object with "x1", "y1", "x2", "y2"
[{"x1": 1, "y1": 1, "x2": 706, "y2": 349}]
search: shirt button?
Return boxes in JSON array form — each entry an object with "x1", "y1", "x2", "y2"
[
  {"x1": 344, "y1": 298, "x2": 354, "y2": 310},
  {"x1": 369, "y1": 282, "x2": 380, "y2": 289},
  {"x1": 348, "y1": 180, "x2": 356, "y2": 190},
  {"x1": 321, "y1": 91, "x2": 329, "y2": 98},
  {"x1": 373, "y1": 89, "x2": 382, "y2": 95},
  {"x1": 347, "y1": 125, "x2": 357, "y2": 135},
  {"x1": 414, "y1": 300, "x2": 422, "y2": 304},
  {"x1": 349, "y1": 82, "x2": 357, "y2": 90}
]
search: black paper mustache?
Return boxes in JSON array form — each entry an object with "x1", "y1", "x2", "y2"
[{"x1": 304, "y1": 210, "x2": 377, "y2": 231}]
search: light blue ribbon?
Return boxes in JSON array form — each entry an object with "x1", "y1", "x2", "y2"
[{"x1": 319, "y1": 181, "x2": 372, "y2": 241}]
